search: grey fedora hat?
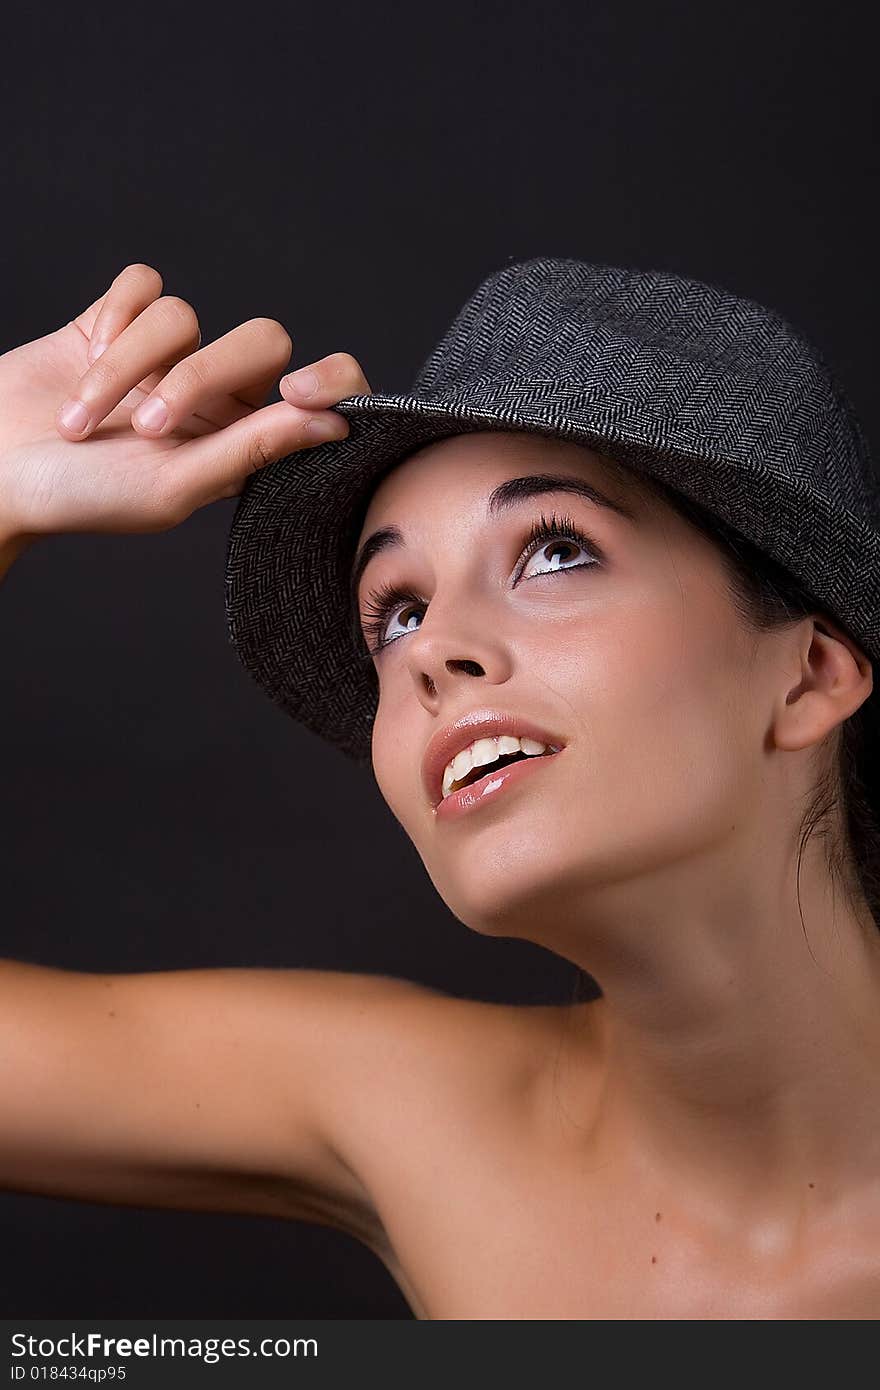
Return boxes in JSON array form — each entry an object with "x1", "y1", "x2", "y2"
[{"x1": 224, "y1": 255, "x2": 879, "y2": 769}]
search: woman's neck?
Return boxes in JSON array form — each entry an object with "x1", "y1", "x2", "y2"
[{"x1": 545, "y1": 827, "x2": 880, "y2": 1211}]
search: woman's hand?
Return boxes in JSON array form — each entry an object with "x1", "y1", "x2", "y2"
[{"x1": 0, "y1": 262, "x2": 371, "y2": 544}]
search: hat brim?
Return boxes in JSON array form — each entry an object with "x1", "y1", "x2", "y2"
[{"x1": 225, "y1": 388, "x2": 880, "y2": 767}]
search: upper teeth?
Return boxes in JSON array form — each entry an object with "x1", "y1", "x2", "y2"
[{"x1": 441, "y1": 735, "x2": 554, "y2": 798}]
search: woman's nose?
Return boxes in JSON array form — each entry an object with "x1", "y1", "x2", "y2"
[{"x1": 403, "y1": 599, "x2": 513, "y2": 698}]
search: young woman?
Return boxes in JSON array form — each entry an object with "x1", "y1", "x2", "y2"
[{"x1": 1, "y1": 260, "x2": 878, "y2": 1319}]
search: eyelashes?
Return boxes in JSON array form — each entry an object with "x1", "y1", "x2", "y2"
[
  {"x1": 356, "y1": 510, "x2": 604, "y2": 660},
  {"x1": 358, "y1": 580, "x2": 424, "y2": 660}
]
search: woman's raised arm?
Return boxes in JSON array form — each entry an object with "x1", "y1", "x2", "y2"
[{"x1": 0, "y1": 265, "x2": 413, "y2": 1248}]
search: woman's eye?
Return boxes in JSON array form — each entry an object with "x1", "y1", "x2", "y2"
[
  {"x1": 518, "y1": 534, "x2": 599, "y2": 581},
  {"x1": 379, "y1": 604, "x2": 424, "y2": 645}
]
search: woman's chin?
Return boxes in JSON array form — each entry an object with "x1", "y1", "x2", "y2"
[{"x1": 429, "y1": 853, "x2": 580, "y2": 941}]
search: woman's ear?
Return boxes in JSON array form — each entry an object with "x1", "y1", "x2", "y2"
[{"x1": 774, "y1": 617, "x2": 873, "y2": 754}]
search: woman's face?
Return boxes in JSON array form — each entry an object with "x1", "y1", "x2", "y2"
[{"x1": 353, "y1": 430, "x2": 774, "y2": 944}]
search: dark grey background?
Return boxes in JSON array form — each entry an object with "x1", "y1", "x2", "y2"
[{"x1": 1, "y1": 0, "x2": 876, "y2": 1317}]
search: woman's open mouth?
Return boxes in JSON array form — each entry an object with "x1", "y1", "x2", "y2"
[{"x1": 435, "y1": 745, "x2": 564, "y2": 822}]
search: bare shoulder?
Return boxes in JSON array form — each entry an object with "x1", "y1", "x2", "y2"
[
  {"x1": 117, "y1": 966, "x2": 580, "y2": 1190},
  {"x1": 311, "y1": 978, "x2": 604, "y2": 1304},
  {"x1": 310, "y1": 974, "x2": 602, "y2": 1166},
  {"x1": 309, "y1": 971, "x2": 585, "y2": 1094},
  {"x1": 0, "y1": 959, "x2": 598, "y2": 1278}
]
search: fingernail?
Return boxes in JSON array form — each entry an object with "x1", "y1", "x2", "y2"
[
  {"x1": 59, "y1": 399, "x2": 90, "y2": 434},
  {"x1": 287, "y1": 368, "x2": 318, "y2": 397},
  {"x1": 133, "y1": 396, "x2": 168, "y2": 432},
  {"x1": 88, "y1": 339, "x2": 109, "y2": 364},
  {"x1": 306, "y1": 414, "x2": 347, "y2": 441}
]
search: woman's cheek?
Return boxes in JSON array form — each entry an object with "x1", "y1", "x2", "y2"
[{"x1": 371, "y1": 697, "x2": 416, "y2": 818}]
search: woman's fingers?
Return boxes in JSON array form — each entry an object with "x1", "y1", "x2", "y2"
[
  {"x1": 73, "y1": 263, "x2": 166, "y2": 363},
  {"x1": 54, "y1": 263, "x2": 370, "y2": 525},
  {"x1": 56, "y1": 294, "x2": 202, "y2": 439},
  {"x1": 169, "y1": 348, "x2": 368, "y2": 503},
  {"x1": 156, "y1": 399, "x2": 351, "y2": 517},
  {"x1": 129, "y1": 317, "x2": 293, "y2": 436},
  {"x1": 280, "y1": 351, "x2": 372, "y2": 406},
  {"x1": 88, "y1": 264, "x2": 167, "y2": 364}
]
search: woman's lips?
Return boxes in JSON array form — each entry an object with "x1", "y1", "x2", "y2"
[{"x1": 434, "y1": 748, "x2": 564, "y2": 822}]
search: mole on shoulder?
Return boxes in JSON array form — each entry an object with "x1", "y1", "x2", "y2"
[
  {"x1": 651, "y1": 1255, "x2": 657, "y2": 1264},
  {"x1": 655, "y1": 1211, "x2": 662, "y2": 1222},
  {"x1": 808, "y1": 1182, "x2": 815, "y2": 1189},
  {"x1": 107, "y1": 1010, "x2": 116, "y2": 1017}
]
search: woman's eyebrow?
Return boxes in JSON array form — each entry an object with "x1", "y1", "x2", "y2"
[
  {"x1": 349, "y1": 472, "x2": 636, "y2": 610},
  {"x1": 486, "y1": 472, "x2": 638, "y2": 522}
]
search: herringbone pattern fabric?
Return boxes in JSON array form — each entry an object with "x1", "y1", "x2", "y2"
[{"x1": 225, "y1": 256, "x2": 879, "y2": 769}]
